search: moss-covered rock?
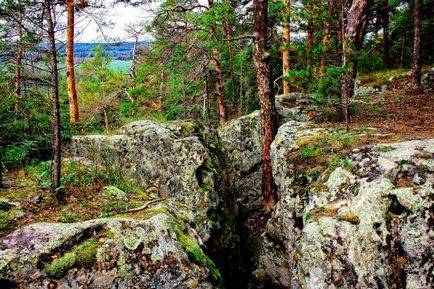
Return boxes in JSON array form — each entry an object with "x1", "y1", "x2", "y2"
[
  {"x1": 256, "y1": 137, "x2": 434, "y2": 289},
  {"x1": 101, "y1": 186, "x2": 127, "y2": 201},
  {"x1": 45, "y1": 252, "x2": 77, "y2": 278},
  {"x1": 0, "y1": 211, "x2": 219, "y2": 288}
]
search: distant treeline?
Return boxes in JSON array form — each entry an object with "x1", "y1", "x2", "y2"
[{"x1": 59, "y1": 41, "x2": 150, "y2": 60}]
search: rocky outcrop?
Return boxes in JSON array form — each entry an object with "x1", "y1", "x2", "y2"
[
  {"x1": 255, "y1": 130, "x2": 434, "y2": 289},
  {"x1": 0, "y1": 206, "x2": 221, "y2": 289},
  {"x1": 217, "y1": 94, "x2": 313, "y2": 211},
  {"x1": 71, "y1": 120, "x2": 219, "y2": 241}
]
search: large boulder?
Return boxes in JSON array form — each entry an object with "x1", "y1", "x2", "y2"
[
  {"x1": 255, "y1": 132, "x2": 434, "y2": 289},
  {"x1": 0, "y1": 207, "x2": 221, "y2": 289},
  {"x1": 71, "y1": 120, "x2": 219, "y2": 241},
  {"x1": 217, "y1": 95, "x2": 313, "y2": 210}
]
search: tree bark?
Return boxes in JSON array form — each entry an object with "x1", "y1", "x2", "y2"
[
  {"x1": 225, "y1": 20, "x2": 237, "y2": 114},
  {"x1": 103, "y1": 108, "x2": 109, "y2": 132},
  {"x1": 159, "y1": 72, "x2": 164, "y2": 109},
  {"x1": 208, "y1": 0, "x2": 228, "y2": 125},
  {"x1": 131, "y1": 35, "x2": 138, "y2": 82},
  {"x1": 253, "y1": 0, "x2": 278, "y2": 213},
  {"x1": 0, "y1": 153, "x2": 3, "y2": 188},
  {"x1": 320, "y1": 0, "x2": 334, "y2": 76},
  {"x1": 14, "y1": 7, "x2": 24, "y2": 112},
  {"x1": 66, "y1": 0, "x2": 79, "y2": 123},
  {"x1": 45, "y1": 0, "x2": 62, "y2": 198},
  {"x1": 342, "y1": 0, "x2": 372, "y2": 131},
  {"x1": 306, "y1": 2, "x2": 313, "y2": 65},
  {"x1": 282, "y1": 0, "x2": 291, "y2": 94},
  {"x1": 412, "y1": 0, "x2": 422, "y2": 90},
  {"x1": 381, "y1": 0, "x2": 391, "y2": 67}
]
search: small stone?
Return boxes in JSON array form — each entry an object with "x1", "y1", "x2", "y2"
[
  {"x1": 101, "y1": 186, "x2": 127, "y2": 201},
  {"x1": 337, "y1": 212, "x2": 360, "y2": 225}
]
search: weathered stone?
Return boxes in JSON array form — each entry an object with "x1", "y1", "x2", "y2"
[
  {"x1": 101, "y1": 186, "x2": 127, "y2": 201},
  {"x1": 71, "y1": 120, "x2": 219, "y2": 241},
  {"x1": 256, "y1": 137, "x2": 434, "y2": 289},
  {"x1": 0, "y1": 208, "x2": 220, "y2": 289}
]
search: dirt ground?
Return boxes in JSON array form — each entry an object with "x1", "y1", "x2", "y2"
[{"x1": 351, "y1": 89, "x2": 434, "y2": 140}]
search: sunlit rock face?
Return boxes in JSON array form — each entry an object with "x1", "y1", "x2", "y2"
[
  {"x1": 256, "y1": 136, "x2": 434, "y2": 289},
  {"x1": 0, "y1": 210, "x2": 221, "y2": 289},
  {"x1": 71, "y1": 120, "x2": 220, "y2": 241}
]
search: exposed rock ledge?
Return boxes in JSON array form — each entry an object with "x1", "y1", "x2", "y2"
[
  {"x1": 0, "y1": 207, "x2": 220, "y2": 289},
  {"x1": 1, "y1": 94, "x2": 433, "y2": 289},
  {"x1": 256, "y1": 127, "x2": 434, "y2": 289}
]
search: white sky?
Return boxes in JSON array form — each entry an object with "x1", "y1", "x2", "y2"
[{"x1": 73, "y1": 2, "x2": 158, "y2": 42}]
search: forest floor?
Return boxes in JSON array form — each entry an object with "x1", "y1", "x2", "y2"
[{"x1": 351, "y1": 88, "x2": 434, "y2": 140}]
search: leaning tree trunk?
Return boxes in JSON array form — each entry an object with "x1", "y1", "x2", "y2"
[
  {"x1": 381, "y1": 0, "x2": 391, "y2": 67},
  {"x1": 282, "y1": 0, "x2": 291, "y2": 94},
  {"x1": 66, "y1": 0, "x2": 79, "y2": 123},
  {"x1": 208, "y1": 0, "x2": 228, "y2": 125},
  {"x1": 412, "y1": 0, "x2": 422, "y2": 90},
  {"x1": 45, "y1": 0, "x2": 62, "y2": 199},
  {"x1": 342, "y1": 0, "x2": 372, "y2": 131},
  {"x1": 14, "y1": 7, "x2": 24, "y2": 112},
  {"x1": 253, "y1": 0, "x2": 278, "y2": 213}
]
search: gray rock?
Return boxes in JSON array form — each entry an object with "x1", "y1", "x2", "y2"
[
  {"x1": 256, "y1": 136, "x2": 434, "y2": 289},
  {"x1": 71, "y1": 120, "x2": 219, "y2": 241},
  {"x1": 0, "y1": 208, "x2": 220, "y2": 289}
]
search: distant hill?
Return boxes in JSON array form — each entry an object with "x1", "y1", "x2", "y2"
[{"x1": 59, "y1": 41, "x2": 150, "y2": 60}]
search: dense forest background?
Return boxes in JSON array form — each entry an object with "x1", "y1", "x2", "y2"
[{"x1": 0, "y1": 0, "x2": 433, "y2": 205}]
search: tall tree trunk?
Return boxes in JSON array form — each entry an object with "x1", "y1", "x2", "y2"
[
  {"x1": 381, "y1": 0, "x2": 391, "y2": 67},
  {"x1": 131, "y1": 35, "x2": 138, "y2": 83},
  {"x1": 214, "y1": 49, "x2": 228, "y2": 124},
  {"x1": 282, "y1": 0, "x2": 291, "y2": 94},
  {"x1": 342, "y1": 0, "x2": 372, "y2": 131},
  {"x1": 320, "y1": 0, "x2": 334, "y2": 75},
  {"x1": 45, "y1": 0, "x2": 62, "y2": 198},
  {"x1": 159, "y1": 72, "x2": 164, "y2": 109},
  {"x1": 14, "y1": 7, "x2": 24, "y2": 112},
  {"x1": 412, "y1": 0, "x2": 422, "y2": 90},
  {"x1": 225, "y1": 20, "x2": 237, "y2": 113},
  {"x1": 0, "y1": 153, "x2": 3, "y2": 188},
  {"x1": 426, "y1": 1, "x2": 434, "y2": 63},
  {"x1": 103, "y1": 108, "x2": 109, "y2": 132},
  {"x1": 66, "y1": 0, "x2": 79, "y2": 123},
  {"x1": 306, "y1": 2, "x2": 313, "y2": 65},
  {"x1": 253, "y1": 0, "x2": 278, "y2": 213},
  {"x1": 208, "y1": 0, "x2": 228, "y2": 125}
]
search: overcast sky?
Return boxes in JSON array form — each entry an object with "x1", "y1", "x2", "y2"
[{"x1": 74, "y1": 2, "x2": 158, "y2": 43}]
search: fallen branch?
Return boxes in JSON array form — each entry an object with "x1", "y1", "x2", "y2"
[{"x1": 123, "y1": 198, "x2": 165, "y2": 213}]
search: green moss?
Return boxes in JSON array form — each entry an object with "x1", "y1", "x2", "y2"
[
  {"x1": 133, "y1": 207, "x2": 169, "y2": 220},
  {"x1": 45, "y1": 239, "x2": 101, "y2": 278},
  {"x1": 176, "y1": 121, "x2": 200, "y2": 137},
  {"x1": 174, "y1": 225, "x2": 203, "y2": 263},
  {"x1": 305, "y1": 211, "x2": 313, "y2": 222},
  {"x1": 0, "y1": 200, "x2": 13, "y2": 211},
  {"x1": 172, "y1": 222, "x2": 222, "y2": 285},
  {"x1": 75, "y1": 240, "x2": 100, "y2": 267},
  {"x1": 204, "y1": 254, "x2": 223, "y2": 285},
  {"x1": 377, "y1": 146, "x2": 394, "y2": 153},
  {"x1": 45, "y1": 252, "x2": 77, "y2": 278}
]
